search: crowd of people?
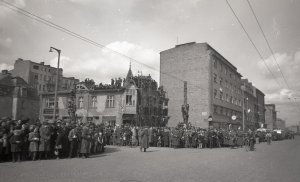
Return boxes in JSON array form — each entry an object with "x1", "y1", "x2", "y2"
[
  {"x1": 0, "y1": 118, "x2": 105, "y2": 163},
  {"x1": 0, "y1": 118, "x2": 295, "y2": 163}
]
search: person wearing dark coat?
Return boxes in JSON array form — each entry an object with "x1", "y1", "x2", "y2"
[
  {"x1": 9, "y1": 130, "x2": 23, "y2": 162},
  {"x1": 28, "y1": 127, "x2": 39, "y2": 160},
  {"x1": 140, "y1": 127, "x2": 149, "y2": 152},
  {"x1": 97, "y1": 132, "x2": 104, "y2": 153},
  {"x1": 163, "y1": 129, "x2": 169, "y2": 147},
  {"x1": 55, "y1": 128, "x2": 65, "y2": 159},
  {"x1": 20, "y1": 124, "x2": 30, "y2": 160}
]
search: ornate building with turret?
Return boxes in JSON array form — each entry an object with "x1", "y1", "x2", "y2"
[{"x1": 39, "y1": 65, "x2": 169, "y2": 126}]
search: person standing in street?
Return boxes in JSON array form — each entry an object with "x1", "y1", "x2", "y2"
[
  {"x1": 68, "y1": 125, "x2": 79, "y2": 158},
  {"x1": 28, "y1": 127, "x2": 39, "y2": 161},
  {"x1": 140, "y1": 126, "x2": 149, "y2": 152},
  {"x1": 80, "y1": 124, "x2": 91, "y2": 158},
  {"x1": 39, "y1": 121, "x2": 51, "y2": 160}
]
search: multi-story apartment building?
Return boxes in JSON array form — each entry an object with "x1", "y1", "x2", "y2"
[
  {"x1": 40, "y1": 66, "x2": 169, "y2": 126},
  {"x1": 160, "y1": 42, "x2": 243, "y2": 129},
  {"x1": 265, "y1": 104, "x2": 277, "y2": 130},
  {"x1": 0, "y1": 70, "x2": 39, "y2": 122},
  {"x1": 241, "y1": 79, "x2": 261, "y2": 130},
  {"x1": 10, "y1": 58, "x2": 79, "y2": 94},
  {"x1": 256, "y1": 88, "x2": 265, "y2": 127}
]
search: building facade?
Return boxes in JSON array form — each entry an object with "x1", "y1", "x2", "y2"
[
  {"x1": 40, "y1": 66, "x2": 169, "y2": 126},
  {"x1": 160, "y1": 42, "x2": 243, "y2": 129},
  {"x1": 10, "y1": 58, "x2": 79, "y2": 94},
  {"x1": 265, "y1": 104, "x2": 277, "y2": 130},
  {"x1": 256, "y1": 88, "x2": 266, "y2": 127},
  {"x1": 0, "y1": 70, "x2": 39, "y2": 122},
  {"x1": 241, "y1": 79, "x2": 265, "y2": 130}
]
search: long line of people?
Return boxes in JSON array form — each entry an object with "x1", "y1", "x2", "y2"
[
  {"x1": 1, "y1": 118, "x2": 295, "y2": 163},
  {"x1": 105, "y1": 125, "x2": 258, "y2": 149},
  {"x1": 104, "y1": 124, "x2": 294, "y2": 150}
]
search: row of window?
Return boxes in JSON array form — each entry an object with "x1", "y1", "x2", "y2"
[
  {"x1": 45, "y1": 94, "x2": 135, "y2": 109},
  {"x1": 213, "y1": 57, "x2": 239, "y2": 81},
  {"x1": 213, "y1": 89, "x2": 242, "y2": 106},
  {"x1": 34, "y1": 74, "x2": 53, "y2": 82},
  {"x1": 213, "y1": 105, "x2": 242, "y2": 118},
  {"x1": 34, "y1": 74, "x2": 73, "y2": 86},
  {"x1": 213, "y1": 73, "x2": 242, "y2": 94},
  {"x1": 35, "y1": 84, "x2": 48, "y2": 92},
  {"x1": 33, "y1": 65, "x2": 52, "y2": 73}
]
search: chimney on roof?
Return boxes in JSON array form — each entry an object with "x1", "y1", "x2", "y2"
[{"x1": 40, "y1": 62, "x2": 45, "y2": 65}]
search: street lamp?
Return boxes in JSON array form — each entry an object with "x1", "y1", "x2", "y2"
[
  {"x1": 49, "y1": 46, "x2": 61, "y2": 121},
  {"x1": 241, "y1": 84, "x2": 246, "y2": 131}
]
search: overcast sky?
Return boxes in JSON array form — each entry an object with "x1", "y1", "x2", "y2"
[{"x1": 1, "y1": 0, "x2": 300, "y2": 126}]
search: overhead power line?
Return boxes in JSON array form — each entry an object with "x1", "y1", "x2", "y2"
[
  {"x1": 2, "y1": 0, "x2": 297, "y2": 108},
  {"x1": 245, "y1": 0, "x2": 300, "y2": 108},
  {"x1": 0, "y1": 0, "x2": 185, "y2": 84},
  {"x1": 225, "y1": 0, "x2": 283, "y2": 90},
  {"x1": 246, "y1": 0, "x2": 291, "y2": 91}
]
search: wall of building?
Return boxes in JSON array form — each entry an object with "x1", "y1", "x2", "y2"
[
  {"x1": 10, "y1": 59, "x2": 31, "y2": 84},
  {"x1": 276, "y1": 118, "x2": 286, "y2": 129},
  {"x1": 211, "y1": 50, "x2": 243, "y2": 129},
  {"x1": 256, "y1": 89, "x2": 265, "y2": 126},
  {"x1": 265, "y1": 104, "x2": 276, "y2": 130},
  {"x1": 0, "y1": 73, "x2": 39, "y2": 122},
  {"x1": 17, "y1": 97, "x2": 39, "y2": 122},
  {"x1": 0, "y1": 96, "x2": 13, "y2": 118},
  {"x1": 160, "y1": 43, "x2": 211, "y2": 128},
  {"x1": 10, "y1": 58, "x2": 78, "y2": 94},
  {"x1": 40, "y1": 88, "x2": 136, "y2": 125}
]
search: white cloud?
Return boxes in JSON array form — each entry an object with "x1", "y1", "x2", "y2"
[
  {"x1": 0, "y1": 37, "x2": 12, "y2": 48},
  {"x1": 265, "y1": 88, "x2": 293, "y2": 102},
  {"x1": 0, "y1": 63, "x2": 13, "y2": 71},
  {"x1": 49, "y1": 41, "x2": 159, "y2": 84},
  {"x1": 257, "y1": 52, "x2": 291, "y2": 74},
  {"x1": 257, "y1": 50, "x2": 300, "y2": 104}
]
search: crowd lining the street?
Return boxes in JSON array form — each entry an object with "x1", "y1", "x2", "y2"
[{"x1": 0, "y1": 118, "x2": 295, "y2": 163}]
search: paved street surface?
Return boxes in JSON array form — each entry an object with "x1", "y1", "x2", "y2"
[{"x1": 0, "y1": 137, "x2": 299, "y2": 182}]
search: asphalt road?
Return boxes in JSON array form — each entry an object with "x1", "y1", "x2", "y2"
[{"x1": 0, "y1": 136, "x2": 299, "y2": 182}]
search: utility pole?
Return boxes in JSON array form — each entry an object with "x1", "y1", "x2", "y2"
[
  {"x1": 241, "y1": 83, "x2": 246, "y2": 131},
  {"x1": 49, "y1": 47, "x2": 61, "y2": 122}
]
